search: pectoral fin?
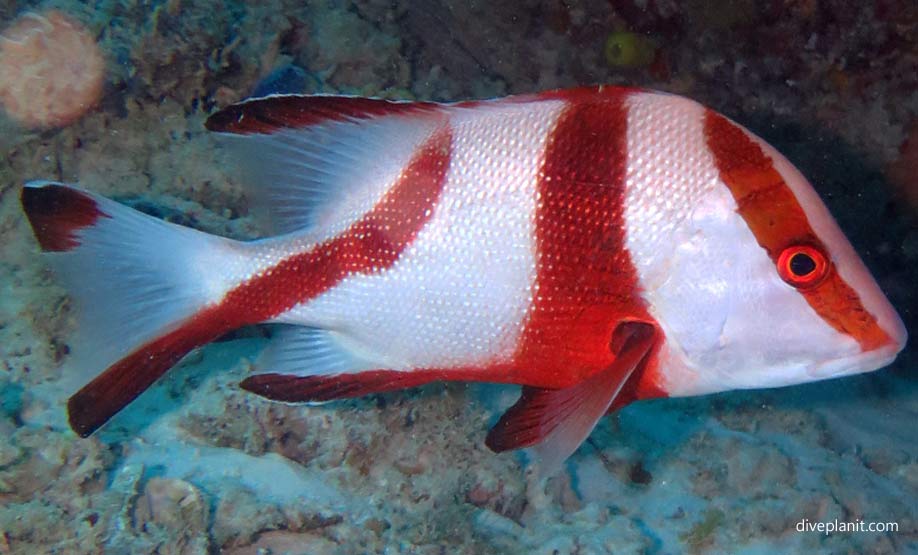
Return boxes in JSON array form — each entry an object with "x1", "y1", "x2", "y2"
[{"x1": 485, "y1": 321, "x2": 657, "y2": 472}]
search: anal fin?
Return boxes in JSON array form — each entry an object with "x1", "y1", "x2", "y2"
[
  {"x1": 242, "y1": 325, "x2": 448, "y2": 402},
  {"x1": 485, "y1": 322, "x2": 657, "y2": 473},
  {"x1": 259, "y1": 326, "x2": 377, "y2": 379},
  {"x1": 240, "y1": 369, "x2": 447, "y2": 403}
]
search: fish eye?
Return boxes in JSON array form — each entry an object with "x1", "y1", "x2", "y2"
[{"x1": 777, "y1": 245, "x2": 829, "y2": 289}]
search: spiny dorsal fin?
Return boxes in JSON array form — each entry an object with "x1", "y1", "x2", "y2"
[{"x1": 205, "y1": 94, "x2": 441, "y2": 135}]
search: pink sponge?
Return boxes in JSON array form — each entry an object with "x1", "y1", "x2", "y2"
[{"x1": 0, "y1": 11, "x2": 105, "y2": 129}]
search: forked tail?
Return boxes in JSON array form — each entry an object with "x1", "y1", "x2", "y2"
[{"x1": 21, "y1": 181, "x2": 248, "y2": 436}]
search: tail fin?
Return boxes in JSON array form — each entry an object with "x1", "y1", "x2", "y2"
[{"x1": 21, "y1": 181, "x2": 244, "y2": 436}]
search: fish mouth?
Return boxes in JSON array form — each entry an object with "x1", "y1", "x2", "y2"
[
  {"x1": 808, "y1": 339, "x2": 905, "y2": 380},
  {"x1": 808, "y1": 302, "x2": 908, "y2": 381}
]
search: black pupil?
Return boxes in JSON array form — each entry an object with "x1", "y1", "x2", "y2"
[{"x1": 789, "y1": 252, "x2": 816, "y2": 276}]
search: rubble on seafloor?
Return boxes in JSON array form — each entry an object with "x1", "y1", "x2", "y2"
[{"x1": 0, "y1": 1, "x2": 915, "y2": 553}]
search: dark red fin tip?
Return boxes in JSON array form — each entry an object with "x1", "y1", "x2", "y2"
[
  {"x1": 240, "y1": 370, "x2": 447, "y2": 403},
  {"x1": 205, "y1": 95, "x2": 439, "y2": 135},
  {"x1": 68, "y1": 320, "x2": 224, "y2": 437},
  {"x1": 21, "y1": 183, "x2": 107, "y2": 252}
]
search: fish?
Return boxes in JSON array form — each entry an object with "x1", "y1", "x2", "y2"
[{"x1": 20, "y1": 86, "x2": 907, "y2": 468}]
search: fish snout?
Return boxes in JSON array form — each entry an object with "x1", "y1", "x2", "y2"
[{"x1": 808, "y1": 309, "x2": 907, "y2": 380}]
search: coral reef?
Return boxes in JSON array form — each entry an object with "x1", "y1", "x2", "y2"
[{"x1": 0, "y1": 1, "x2": 915, "y2": 554}]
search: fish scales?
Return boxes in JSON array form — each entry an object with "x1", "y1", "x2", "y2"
[{"x1": 20, "y1": 86, "x2": 907, "y2": 468}]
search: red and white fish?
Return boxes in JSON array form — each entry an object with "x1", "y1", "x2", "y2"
[{"x1": 21, "y1": 86, "x2": 907, "y2": 467}]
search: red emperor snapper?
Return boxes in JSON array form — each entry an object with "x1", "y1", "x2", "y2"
[{"x1": 21, "y1": 86, "x2": 907, "y2": 468}]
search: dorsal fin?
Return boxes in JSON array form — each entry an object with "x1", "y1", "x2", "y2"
[
  {"x1": 205, "y1": 94, "x2": 442, "y2": 134},
  {"x1": 205, "y1": 95, "x2": 449, "y2": 235}
]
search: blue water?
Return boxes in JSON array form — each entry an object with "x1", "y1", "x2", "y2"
[{"x1": 0, "y1": 2, "x2": 915, "y2": 554}]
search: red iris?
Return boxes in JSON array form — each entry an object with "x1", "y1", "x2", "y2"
[{"x1": 777, "y1": 245, "x2": 829, "y2": 289}]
